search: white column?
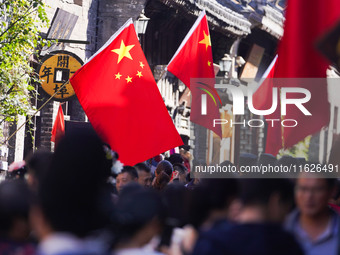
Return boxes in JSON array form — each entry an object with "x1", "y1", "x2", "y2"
[{"x1": 14, "y1": 115, "x2": 26, "y2": 162}]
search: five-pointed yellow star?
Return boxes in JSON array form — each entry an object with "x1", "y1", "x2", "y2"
[
  {"x1": 115, "y1": 72, "x2": 122, "y2": 79},
  {"x1": 207, "y1": 61, "x2": 211, "y2": 66},
  {"x1": 140, "y1": 61, "x2": 145, "y2": 68},
  {"x1": 136, "y1": 71, "x2": 143, "y2": 78},
  {"x1": 126, "y1": 76, "x2": 132, "y2": 83},
  {"x1": 199, "y1": 31, "x2": 211, "y2": 51},
  {"x1": 112, "y1": 40, "x2": 135, "y2": 63}
]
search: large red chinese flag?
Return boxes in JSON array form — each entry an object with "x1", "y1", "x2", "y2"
[
  {"x1": 275, "y1": 0, "x2": 340, "y2": 149},
  {"x1": 70, "y1": 20, "x2": 183, "y2": 166},
  {"x1": 51, "y1": 104, "x2": 65, "y2": 147},
  {"x1": 167, "y1": 11, "x2": 222, "y2": 137}
]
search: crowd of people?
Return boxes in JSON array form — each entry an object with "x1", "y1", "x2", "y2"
[{"x1": 0, "y1": 130, "x2": 340, "y2": 255}]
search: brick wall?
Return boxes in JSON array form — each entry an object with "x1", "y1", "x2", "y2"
[
  {"x1": 96, "y1": 0, "x2": 146, "y2": 50},
  {"x1": 193, "y1": 124, "x2": 207, "y2": 166},
  {"x1": 37, "y1": 0, "x2": 99, "y2": 151},
  {"x1": 39, "y1": 101, "x2": 58, "y2": 150}
]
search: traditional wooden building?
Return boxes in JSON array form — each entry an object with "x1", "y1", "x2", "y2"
[{"x1": 2, "y1": 0, "x2": 287, "y2": 167}]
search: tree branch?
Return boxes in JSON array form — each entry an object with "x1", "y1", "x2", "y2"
[
  {"x1": 0, "y1": 0, "x2": 10, "y2": 11},
  {"x1": 0, "y1": 5, "x2": 35, "y2": 39}
]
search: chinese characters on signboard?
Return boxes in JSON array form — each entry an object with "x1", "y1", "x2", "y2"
[{"x1": 38, "y1": 51, "x2": 83, "y2": 101}]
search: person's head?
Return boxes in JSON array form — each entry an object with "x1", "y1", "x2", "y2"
[
  {"x1": 277, "y1": 155, "x2": 298, "y2": 167},
  {"x1": 188, "y1": 177, "x2": 239, "y2": 229},
  {"x1": 172, "y1": 163, "x2": 188, "y2": 184},
  {"x1": 25, "y1": 150, "x2": 53, "y2": 191},
  {"x1": 116, "y1": 166, "x2": 138, "y2": 193},
  {"x1": 220, "y1": 160, "x2": 233, "y2": 167},
  {"x1": 146, "y1": 155, "x2": 163, "y2": 174},
  {"x1": 180, "y1": 148, "x2": 191, "y2": 160},
  {"x1": 295, "y1": 172, "x2": 336, "y2": 217},
  {"x1": 153, "y1": 160, "x2": 173, "y2": 190},
  {"x1": 36, "y1": 130, "x2": 112, "y2": 238},
  {"x1": 329, "y1": 179, "x2": 340, "y2": 206},
  {"x1": 152, "y1": 171, "x2": 171, "y2": 191},
  {"x1": 112, "y1": 183, "x2": 164, "y2": 248},
  {"x1": 258, "y1": 153, "x2": 277, "y2": 166},
  {"x1": 238, "y1": 153, "x2": 257, "y2": 167},
  {"x1": 6, "y1": 161, "x2": 26, "y2": 180},
  {"x1": 0, "y1": 180, "x2": 31, "y2": 241},
  {"x1": 240, "y1": 178, "x2": 294, "y2": 222},
  {"x1": 155, "y1": 160, "x2": 173, "y2": 177},
  {"x1": 158, "y1": 184, "x2": 189, "y2": 248},
  {"x1": 134, "y1": 163, "x2": 152, "y2": 187},
  {"x1": 162, "y1": 184, "x2": 189, "y2": 227},
  {"x1": 166, "y1": 153, "x2": 183, "y2": 165}
]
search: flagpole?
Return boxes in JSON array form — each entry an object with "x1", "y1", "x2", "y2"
[
  {"x1": 1, "y1": 79, "x2": 70, "y2": 146},
  {"x1": 157, "y1": 68, "x2": 168, "y2": 83}
]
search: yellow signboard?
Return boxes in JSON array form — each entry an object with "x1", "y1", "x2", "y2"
[{"x1": 38, "y1": 51, "x2": 83, "y2": 101}]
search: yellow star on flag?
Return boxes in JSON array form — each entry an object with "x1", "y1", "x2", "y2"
[
  {"x1": 207, "y1": 61, "x2": 211, "y2": 66},
  {"x1": 199, "y1": 31, "x2": 211, "y2": 51},
  {"x1": 136, "y1": 71, "x2": 143, "y2": 78},
  {"x1": 140, "y1": 62, "x2": 145, "y2": 68},
  {"x1": 126, "y1": 76, "x2": 132, "y2": 83},
  {"x1": 112, "y1": 40, "x2": 135, "y2": 63},
  {"x1": 115, "y1": 72, "x2": 122, "y2": 79}
]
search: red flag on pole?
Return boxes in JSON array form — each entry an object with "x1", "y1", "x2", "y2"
[
  {"x1": 252, "y1": 56, "x2": 277, "y2": 112},
  {"x1": 70, "y1": 20, "x2": 183, "y2": 166},
  {"x1": 51, "y1": 104, "x2": 65, "y2": 147},
  {"x1": 275, "y1": 0, "x2": 340, "y2": 149},
  {"x1": 252, "y1": 56, "x2": 282, "y2": 156},
  {"x1": 253, "y1": 0, "x2": 340, "y2": 155},
  {"x1": 167, "y1": 11, "x2": 222, "y2": 137}
]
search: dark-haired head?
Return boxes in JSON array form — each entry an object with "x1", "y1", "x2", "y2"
[
  {"x1": 295, "y1": 170, "x2": 337, "y2": 217},
  {"x1": 121, "y1": 166, "x2": 138, "y2": 179},
  {"x1": 134, "y1": 163, "x2": 152, "y2": 187},
  {"x1": 0, "y1": 180, "x2": 31, "y2": 240},
  {"x1": 172, "y1": 163, "x2": 188, "y2": 184},
  {"x1": 25, "y1": 150, "x2": 53, "y2": 191},
  {"x1": 158, "y1": 183, "x2": 189, "y2": 247},
  {"x1": 134, "y1": 163, "x2": 151, "y2": 174},
  {"x1": 38, "y1": 130, "x2": 113, "y2": 237},
  {"x1": 240, "y1": 178, "x2": 294, "y2": 206},
  {"x1": 152, "y1": 161, "x2": 173, "y2": 191},
  {"x1": 238, "y1": 153, "x2": 257, "y2": 167},
  {"x1": 188, "y1": 178, "x2": 239, "y2": 229},
  {"x1": 153, "y1": 171, "x2": 170, "y2": 191},
  {"x1": 166, "y1": 153, "x2": 184, "y2": 165},
  {"x1": 173, "y1": 163, "x2": 187, "y2": 175},
  {"x1": 112, "y1": 183, "x2": 164, "y2": 248},
  {"x1": 220, "y1": 160, "x2": 234, "y2": 167},
  {"x1": 116, "y1": 166, "x2": 138, "y2": 193},
  {"x1": 240, "y1": 178, "x2": 294, "y2": 222},
  {"x1": 277, "y1": 155, "x2": 298, "y2": 167},
  {"x1": 155, "y1": 160, "x2": 173, "y2": 177},
  {"x1": 258, "y1": 153, "x2": 277, "y2": 166}
]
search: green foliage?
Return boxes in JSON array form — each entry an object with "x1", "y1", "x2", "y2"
[
  {"x1": 0, "y1": 0, "x2": 48, "y2": 125},
  {"x1": 278, "y1": 135, "x2": 311, "y2": 160}
]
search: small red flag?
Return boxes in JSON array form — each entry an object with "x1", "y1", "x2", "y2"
[
  {"x1": 70, "y1": 20, "x2": 183, "y2": 166},
  {"x1": 252, "y1": 56, "x2": 277, "y2": 112},
  {"x1": 275, "y1": 0, "x2": 340, "y2": 149},
  {"x1": 252, "y1": 56, "x2": 282, "y2": 156},
  {"x1": 51, "y1": 104, "x2": 65, "y2": 146},
  {"x1": 167, "y1": 11, "x2": 222, "y2": 137}
]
